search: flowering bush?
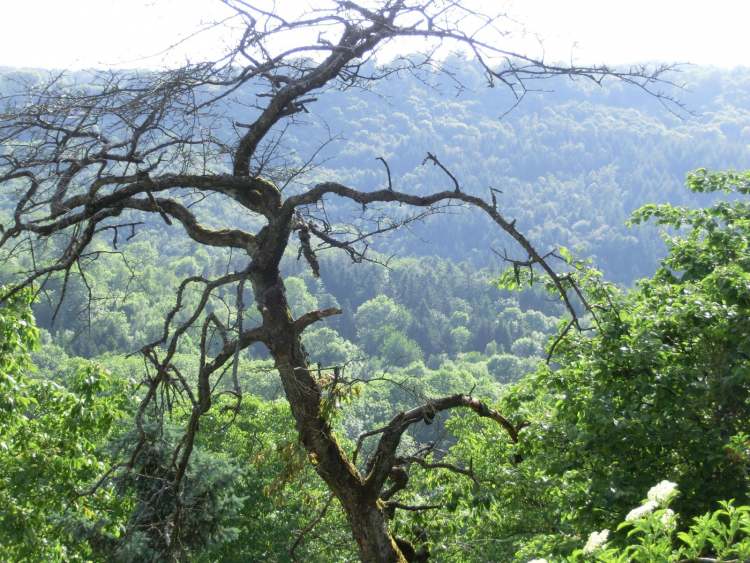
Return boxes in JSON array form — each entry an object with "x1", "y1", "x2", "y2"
[
  {"x1": 582, "y1": 530, "x2": 609, "y2": 555},
  {"x1": 624, "y1": 501, "x2": 659, "y2": 523},
  {"x1": 527, "y1": 481, "x2": 750, "y2": 562},
  {"x1": 647, "y1": 480, "x2": 678, "y2": 505}
]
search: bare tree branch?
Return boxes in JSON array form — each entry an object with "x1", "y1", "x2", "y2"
[{"x1": 0, "y1": 2, "x2": 681, "y2": 559}]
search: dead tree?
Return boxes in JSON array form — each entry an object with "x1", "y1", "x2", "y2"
[{"x1": 0, "y1": 1, "x2": 679, "y2": 561}]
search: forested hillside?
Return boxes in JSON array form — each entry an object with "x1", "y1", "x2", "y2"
[
  {"x1": 1, "y1": 2, "x2": 750, "y2": 560},
  {"x1": 3, "y1": 64, "x2": 750, "y2": 360},
  {"x1": 280, "y1": 63, "x2": 750, "y2": 281}
]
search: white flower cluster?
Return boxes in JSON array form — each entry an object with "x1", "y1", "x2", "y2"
[
  {"x1": 527, "y1": 559, "x2": 548, "y2": 563},
  {"x1": 625, "y1": 500, "x2": 658, "y2": 521},
  {"x1": 583, "y1": 529, "x2": 610, "y2": 554},
  {"x1": 647, "y1": 480, "x2": 678, "y2": 504},
  {"x1": 576, "y1": 480, "x2": 679, "y2": 560},
  {"x1": 660, "y1": 508, "x2": 676, "y2": 527},
  {"x1": 625, "y1": 480, "x2": 679, "y2": 523}
]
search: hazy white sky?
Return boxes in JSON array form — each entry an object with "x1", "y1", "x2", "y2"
[{"x1": 0, "y1": 0, "x2": 747, "y2": 70}]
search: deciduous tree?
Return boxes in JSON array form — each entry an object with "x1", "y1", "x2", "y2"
[{"x1": 0, "y1": 1, "x2": 678, "y2": 560}]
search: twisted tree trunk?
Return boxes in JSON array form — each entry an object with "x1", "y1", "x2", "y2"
[{"x1": 249, "y1": 253, "x2": 406, "y2": 561}]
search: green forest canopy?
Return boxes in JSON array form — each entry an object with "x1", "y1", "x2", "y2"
[{"x1": 1, "y1": 18, "x2": 750, "y2": 561}]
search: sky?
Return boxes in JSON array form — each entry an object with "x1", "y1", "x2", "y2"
[{"x1": 0, "y1": 0, "x2": 748, "y2": 70}]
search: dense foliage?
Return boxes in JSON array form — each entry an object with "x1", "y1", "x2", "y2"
[
  {"x1": 401, "y1": 170, "x2": 750, "y2": 561},
  {"x1": 1, "y1": 60, "x2": 750, "y2": 560},
  {"x1": 3, "y1": 169, "x2": 749, "y2": 560},
  {"x1": 0, "y1": 288, "x2": 132, "y2": 560}
]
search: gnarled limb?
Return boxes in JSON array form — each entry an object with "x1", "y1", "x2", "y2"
[
  {"x1": 287, "y1": 180, "x2": 583, "y2": 326},
  {"x1": 363, "y1": 394, "x2": 521, "y2": 495}
]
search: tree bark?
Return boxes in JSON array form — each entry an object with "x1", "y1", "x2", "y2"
[
  {"x1": 345, "y1": 501, "x2": 406, "y2": 563},
  {"x1": 249, "y1": 260, "x2": 406, "y2": 562}
]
